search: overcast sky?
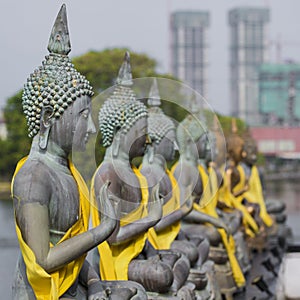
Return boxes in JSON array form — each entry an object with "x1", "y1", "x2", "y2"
[{"x1": 0, "y1": 0, "x2": 299, "y2": 115}]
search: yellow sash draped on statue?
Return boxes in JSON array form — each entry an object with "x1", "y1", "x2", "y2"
[
  {"x1": 219, "y1": 170, "x2": 259, "y2": 237},
  {"x1": 148, "y1": 169, "x2": 181, "y2": 250},
  {"x1": 91, "y1": 166, "x2": 149, "y2": 280},
  {"x1": 238, "y1": 165, "x2": 273, "y2": 227},
  {"x1": 195, "y1": 166, "x2": 245, "y2": 287},
  {"x1": 12, "y1": 157, "x2": 89, "y2": 300}
]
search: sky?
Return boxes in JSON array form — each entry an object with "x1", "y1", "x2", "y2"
[{"x1": 0, "y1": 0, "x2": 300, "y2": 115}]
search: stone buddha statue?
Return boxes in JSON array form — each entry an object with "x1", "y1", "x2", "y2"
[
  {"x1": 206, "y1": 116, "x2": 242, "y2": 235},
  {"x1": 172, "y1": 109, "x2": 246, "y2": 295},
  {"x1": 239, "y1": 129, "x2": 274, "y2": 228},
  {"x1": 172, "y1": 105, "x2": 230, "y2": 247},
  {"x1": 139, "y1": 79, "x2": 203, "y2": 295},
  {"x1": 218, "y1": 119, "x2": 260, "y2": 239},
  {"x1": 11, "y1": 5, "x2": 145, "y2": 300},
  {"x1": 91, "y1": 53, "x2": 195, "y2": 298}
]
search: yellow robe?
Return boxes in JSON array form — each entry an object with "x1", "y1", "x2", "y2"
[
  {"x1": 195, "y1": 165, "x2": 245, "y2": 288},
  {"x1": 11, "y1": 157, "x2": 89, "y2": 300},
  {"x1": 219, "y1": 166, "x2": 259, "y2": 237},
  {"x1": 147, "y1": 169, "x2": 181, "y2": 250},
  {"x1": 238, "y1": 165, "x2": 273, "y2": 227},
  {"x1": 91, "y1": 166, "x2": 149, "y2": 280}
]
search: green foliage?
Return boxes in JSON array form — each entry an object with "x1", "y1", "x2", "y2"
[
  {"x1": 73, "y1": 48, "x2": 158, "y2": 93},
  {"x1": 1, "y1": 91, "x2": 30, "y2": 180}
]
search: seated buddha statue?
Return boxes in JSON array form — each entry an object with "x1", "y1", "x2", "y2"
[
  {"x1": 11, "y1": 5, "x2": 145, "y2": 300},
  {"x1": 205, "y1": 118, "x2": 251, "y2": 275},
  {"x1": 239, "y1": 129, "x2": 274, "y2": 229},
  {"x1": 140, "y1": 79, "x2": 208, "y2": 294},
  {"x1": 205, "y1": 117, "x2": 242, "y2": 236},
  {"x1": 172, "y1": 104, "x2": 230, "y2": 248},
  {"x1": 172, "y1": 108, "x2": 246, "y2": 293},
  {"x1": 218, "y1": 119, "x2": 260, "y2": 239},
  {"x1": 91, "y1": 53, "x2": 195, "y2": 299}
]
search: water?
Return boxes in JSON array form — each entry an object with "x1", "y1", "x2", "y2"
[
  {"x1": 1, "y1": 179, "x2": 300, "y2": 298},
  {"x1": 0, "y1": 200, "x2": 19, "y2": 299},
  {"x1": 266, "y1": 179, "x2": 300, "y2": 241}
]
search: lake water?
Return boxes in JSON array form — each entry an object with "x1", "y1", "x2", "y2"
[{"x1": 1, "y1": 179, "x2": 299, "y2": 298}]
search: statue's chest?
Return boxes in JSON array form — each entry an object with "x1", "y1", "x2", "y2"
[
  {"x1": 49, "y1": 172, "x2": 79, "y2": 232},
  {"x1": 156, "y1": 172, "x2": 173, "y2": 205},
  {"x1": 231, "y1": 168, "x2": 241, "y2": 189},
  {"x1": 193, "y1": 173, "x2": 203, "y2": 203},
  {"x1": 118, "y1": 172, "x2": 143, "y2": 214}
]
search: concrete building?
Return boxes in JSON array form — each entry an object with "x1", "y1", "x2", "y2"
[
  {"x1": 259, "y1": 63, "x2": 300, "y2": 126},
  {"x1": 229, "y1": 7, "x2": 270, "y2": 125},
  {"x1": 170, "y1": 11, "x2": 210, "y2": 98}
]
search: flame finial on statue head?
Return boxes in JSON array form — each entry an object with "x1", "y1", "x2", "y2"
[
  {"x1": 231, "y1": 118, "x2": 238, "y2": 134},
  {"x1": 22, "y1": 4, "x2": 94, "y2": 138},
  {"x1": 190, "y1": 92, "x2": 200, "y2": 114},
  {"x1": 99, "y1": 52, "x2": 147, "y2": 147},
  {"x1": 147, "y1": 78, "x2": 175, "y2": 144},
  {"x1": 147, "y1": 78, "x2": 161, "y2": 107},
  {"x1": 115, "y1": 51, "x2": 133, "y2": 86},
  {"x1": 47, "y1": 4, "x2": 71, "y2": 55}
]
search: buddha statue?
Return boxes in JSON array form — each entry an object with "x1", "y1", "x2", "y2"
[
  {"x1": 11, "y1": 5, "x2": 145, "y2": 300},
  {"x1": 172, "y1": 102, "x2": 230, "y2": 248},
  {"x1": 218, "y1": 119, "x2": 260, "y2": 239},
  {"x1": 172, "y1": 108, "x2": 246, "y2": 296},
  {"x1": 206, "y1": 116, "x2": 242, "y2": 236},
  {"x1": 239, "y1": 129, "x2": 274, "y2": 228},
  {"x1": 139, "y1": 79, "x2": 206, "y2": 295},
  {"x1": 240, "y1": 131, "x2": 287, "y2": 225},
  {"x1": 91, "y1": 53, "x2": 195, "y2": 298}
]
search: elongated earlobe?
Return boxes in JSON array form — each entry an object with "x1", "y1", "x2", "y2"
[
  {"x1": 147, "y1": 144, "x2": 154, "y2": 164},
  {"x1": 112, "y1": 131, "x2": 121, "y2": 158},
  {"x1": 186, "y1": 138, "x2": 192, "y2": 160},
  {"x1": 39, "y1": 106, "x2": 54, "y2": 150}
]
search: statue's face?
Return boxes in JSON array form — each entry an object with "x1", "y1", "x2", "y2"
[
  {"x1": 127, "y1": 116, "x2": 148, "y2": 160},
  {"x1": 156, "y1": 129, "x2": 176, "y2": 162},
  {"x1": 243, "y1": 143, "x2": 257, "y2": 166},
  {"x1": 51, "y1": 95, "x2": 96, "y2": 152},
  {"x1": 196, "y1": 133, "x2": 208, "y2": 159},
  {"x1": 231, "y1": 141, "x2": 244, "y2": 164}
]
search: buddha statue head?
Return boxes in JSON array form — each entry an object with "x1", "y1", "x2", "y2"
[
  {"x1": 207, "y1": 116, "x2": 227, "y2": 167},
  {"x1": 242, "y1": 128, "x2": 258, "y2": 166},
  {"x1": 226, "y1": 119, "x2": 245, "y2": 165},
  {"x1": 98, "y1": 52, "x2": 148, "y2": 160},
  {"x1": 146, "y1": 78, "x2": 176, "y2": 163},
  {"x1": 176, "y1": 94, "x2": 206, "y2": 161},
  {"x1": 22, "y1": 4, "x2": 95, "y2": 153}
]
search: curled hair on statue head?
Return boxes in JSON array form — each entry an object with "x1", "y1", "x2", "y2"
[
  {"x1": 22, "y1": 4, "x2": 94, "y2": 138},
  {"x1": 99, "y1": 52, "x2": 148, "y2": 148}
]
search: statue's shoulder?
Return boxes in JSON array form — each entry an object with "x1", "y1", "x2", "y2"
[
  {"x1": 93, "y1": 161, "x2": 121, "y2": 192},
  {"x1": 12, "y1": 158, "x2": 52, "y2": 204},
  {"x1": 94, "y1": 161, "x2": 117, "y2": 178}
]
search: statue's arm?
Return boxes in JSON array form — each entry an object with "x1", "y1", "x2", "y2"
[
  {"x1": 153, "y1": 209, "x2": 182, "y2": 232},
  {"x1": 14, "y1": 180, "x2": 116, "y2": 274},
  {"x1": 153, "y1": 188, "x2": 193, "y2": 232},
  {"x1": 79, "y1": 259, "x2": 100, "y2": 287},
  {"x1": 107, "y1": 184, "x2": 163, "y2": 245},
  {"x1": 228, "y1": 167, "x2": 248, "y2": 197}
]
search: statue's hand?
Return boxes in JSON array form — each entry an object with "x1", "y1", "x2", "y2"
[
  {"x1": 219, "y1": 220, "x2": 230, "y2": 239},
  {"x1": 88, "y1": 280, "x2": 111, "y2": 300},
  {"x1": 148, "y1": 184, "x2": 163, "y2": 223},
  {"x1": 98, "y1": 181, "x2": 118, "y2": 223}
]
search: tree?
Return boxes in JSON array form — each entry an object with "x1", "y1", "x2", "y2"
[
  {"x1": 1, "y1": 91, "x2": 30, "y2": 180},
  {"x1": 72, "y1": 48, "x2": 160, "y2": 93}
]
